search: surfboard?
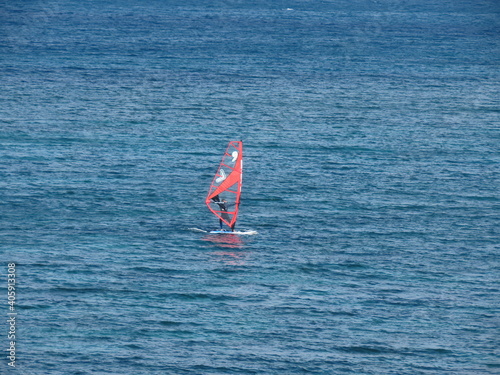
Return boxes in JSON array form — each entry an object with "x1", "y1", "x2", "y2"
[
  {"x1": 209, "y1": 230, "x2": 257, "y2": 235},
  {"x1": 188, "y1": 228, "x2": 257, "y2": 235}
]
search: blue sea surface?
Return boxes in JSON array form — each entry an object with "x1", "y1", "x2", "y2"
[{"x1": 1, "y1": 0, "x2": 499, "y2": 374}]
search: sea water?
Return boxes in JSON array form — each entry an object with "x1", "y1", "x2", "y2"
[{"x1": 1, "y1": 0, "x2": 499, "y2": 374}]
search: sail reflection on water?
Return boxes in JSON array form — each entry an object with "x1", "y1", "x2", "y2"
[{"x1": 202, "y1": 233, "x2": 244, "y2": 249}]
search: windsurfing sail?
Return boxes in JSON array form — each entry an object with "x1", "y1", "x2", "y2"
[{"x1": 206, "y1": 141, "x2": 243, "y2": 230}]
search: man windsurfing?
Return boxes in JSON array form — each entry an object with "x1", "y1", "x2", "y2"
[{"x1": 212, "y1": 196, "x2": 234, "y2": 231}]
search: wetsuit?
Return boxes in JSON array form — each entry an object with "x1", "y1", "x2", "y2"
[
  {"x1": 217, "y1": 201, "x2": 231, "y2": 229},
  {"x1": 212, "y1": 195, "x2": 233, "y2": 231}
]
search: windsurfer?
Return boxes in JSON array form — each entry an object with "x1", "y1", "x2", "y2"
[
  {"x1": 212, "y1": 198, "x2": 234, "y2": 231},
  {"x1": 205, "y1": 142, "x2": 242, "y2": 233}
]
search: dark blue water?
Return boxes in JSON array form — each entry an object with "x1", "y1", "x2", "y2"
[{"x1": 1, "y1": 1, "x2": 499, "y2": 373}]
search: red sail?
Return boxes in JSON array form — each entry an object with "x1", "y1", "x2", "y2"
[{"x1": 205, "y1": 141, "x2": 243, "y2": 229}]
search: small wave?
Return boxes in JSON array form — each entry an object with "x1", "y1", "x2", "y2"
[
  {"x1": 233, "y1": 230, "x2": 258, "y2": 235},
  {"x1": 20, "y1": 304, "x2": 51, "y2": 310},
  {"x1": 417, "y1": 348, "x2": 454, "y2": 355},
  {"x1": 337, "y1": 345, "x2": 395, "y2": 354},
  {"x1": 188, "y1": 227, "x2": 208, "y2": 233},
  {"x1": 159, "y1": 320, "x2": 184, "y2": 327},
  {"x1": 486, "y1": 363, "x2": 500, "y2": 369},
  {"x1": 124, "y1": 343, "x2": 142, "y2": 350},
  {"x1": 160, "y1": 292, "x2": 237, "y2": 302},
  {"x1": 52, "y1": 286, "x2": 106, "y2": 293}
]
